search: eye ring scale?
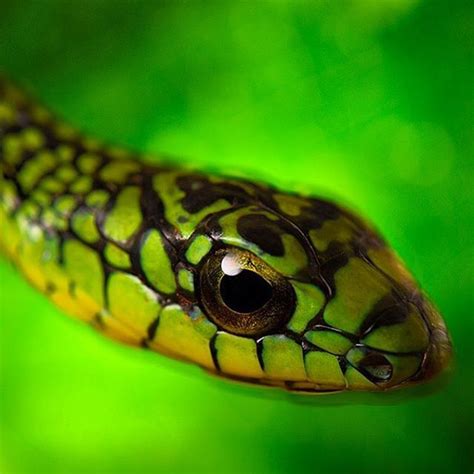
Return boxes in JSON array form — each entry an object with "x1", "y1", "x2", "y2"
[{"x1": 199, "y1": 248, "x2": 296, "y2": 337}]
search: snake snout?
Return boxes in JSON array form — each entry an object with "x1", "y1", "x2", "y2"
[{"x1": 342, "y1": 297, "x2": 453, "y2": 390}]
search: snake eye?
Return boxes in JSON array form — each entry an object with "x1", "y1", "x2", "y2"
[{"x1": 199, "y1": 248, "x2": 295, "y2": 337}]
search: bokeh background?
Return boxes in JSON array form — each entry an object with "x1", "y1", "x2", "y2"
[{"x1": 1, "y1": 1, "x2": 473, "y2": 473}]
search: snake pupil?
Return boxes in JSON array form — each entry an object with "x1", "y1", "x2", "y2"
[{"x1": 219, "y1": 270, "x2": 273, "y2": 313}]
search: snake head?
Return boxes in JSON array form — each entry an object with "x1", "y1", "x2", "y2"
[
  {"x1": 0, "y1": 81, "x2": 452, "y2": 396},
  {"x1": 167, "y1": 180, "x2": 452, "y2": 393}
]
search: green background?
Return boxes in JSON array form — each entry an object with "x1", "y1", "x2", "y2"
[{"x1": 1, "y1": 1, "x2": 473, "y2": 473}]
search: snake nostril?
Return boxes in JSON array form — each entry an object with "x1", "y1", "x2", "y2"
[{"x1": 358, "y1": 353, "x2": 393, "y2": 382}]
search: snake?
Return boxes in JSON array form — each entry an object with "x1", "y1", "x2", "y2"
[{"x1": 0, "y1": 77, "x2": 452, "y2": 394}]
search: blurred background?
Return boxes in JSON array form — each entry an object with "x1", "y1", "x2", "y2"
[{"x1": 0, "y1": 1, "x2": 472, "y2": 473}]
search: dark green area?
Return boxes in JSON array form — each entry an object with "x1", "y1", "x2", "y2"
[{"x1": 1, "y1": 1, "x2": 472, "y2": 473}]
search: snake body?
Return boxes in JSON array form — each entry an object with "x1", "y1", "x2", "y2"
[{"x1": 0, "y1": 79, "x2": 452, "y2": 393}]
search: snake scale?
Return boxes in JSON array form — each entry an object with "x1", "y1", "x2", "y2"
[{"x1": 0, "y1": 78, "x2": 452, "y2": 394}]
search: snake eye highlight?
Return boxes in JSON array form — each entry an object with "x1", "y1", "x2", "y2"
[{"x1": 199, "y1": 248, "x2": 295, "y2": 337}]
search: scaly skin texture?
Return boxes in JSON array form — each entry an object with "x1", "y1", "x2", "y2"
[{"x1": 0, "y1": 78, "x2": 452, "y2": 393}]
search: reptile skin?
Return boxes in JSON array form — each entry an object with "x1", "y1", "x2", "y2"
[{"x1": 0, "y1": 78, "x2": 452, "y2": 394}]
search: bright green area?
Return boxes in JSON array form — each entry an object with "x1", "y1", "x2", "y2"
[
  {"x1": 305, "y1": 329, "x2": 353, "y2": 355},
  {"x1": 185, "y1": 234, "x2": 213, "y2": 265},
  {"x1": 63, "y1": 240, "x2": 103, "y2": 308},
  {"x1": 99, "y1": 160, "x2": 140, "y2": 183},
  {"x1": 107, "y1": 272, "x2": 161, "y2": 334},
  {"x1": 177, "y1": 268, "x2": 194, "y2": 293},
  {"x1": 218, "y1": 206, "x2": 308, "y2": 276},
  {"x1": 305, "y1": 351, "x2": 346, "y2": 388},
  {"x1": 69, "y1": 175, "x2": 92, "y2": 195},
  {"x1": 324, "y1": 257, "x2": 392, "y2": 333},
  {"x1": 153, "y1": 171, "x2": 232, "y2": 238},
  {"x1": 18, "y1": 151, "x2": 55, "y2": 192},
  {"x1": 85, "y1": 189, "x2": 109, "y2": 208},
  {"x1": 0, "y1": 1, "x2": 472, "y2": 473},
  {"x1": 104, "y1": 243, "x2": 131, "y2": 270},
  {"x1": 77, "y1": 153, "x2": 100, "y2": 174},
  {"x1": 140, "y1": 229, "x2": 176, "y2": 294},
  {"x1": 362, "y1": 307, "x2": 430, "y2": 352},
  {"x1": 71, "y1": 210, "x2": 100, "y2": 244},
  {"x1": 287, "y1": 281, "x2": 325, "y2": 332},
  {"x1": 261, "y1": 335, "x2": 306, "y2": 381},
  {"x1": 103, "y1": 186, "x2": 142, "y2": 243},
  {"x1": 55, "y1": 164, "x2": 77, "y2": 183},
  {"x1": 214, "y1": 332, "x2": 263, "y2": 379}
]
